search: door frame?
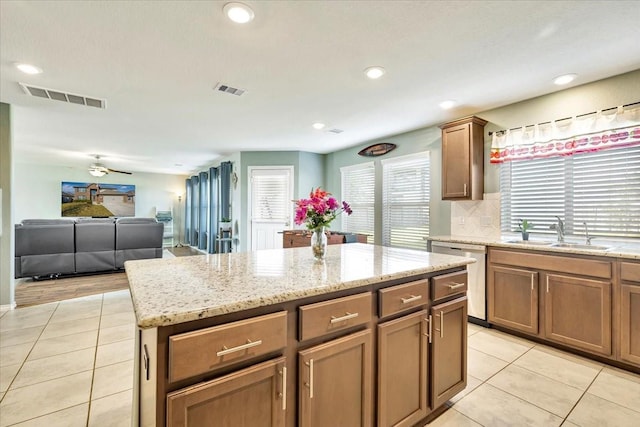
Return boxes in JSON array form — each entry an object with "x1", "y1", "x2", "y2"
[{"x1": 247, "y1": 165, "x2": 295, "y2": 251}]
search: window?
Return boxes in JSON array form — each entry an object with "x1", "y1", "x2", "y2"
[
  {"x1": 501, "y1": 145, "x2": 640, "y2": 238},
  {"x1": 341, "y1": 162, "x2": 375, "y2": 243},
  {"x1": 382, "y1": 153, "x2": 430, "y2": 250}
]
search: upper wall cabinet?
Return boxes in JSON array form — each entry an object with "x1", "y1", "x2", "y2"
[{"x1": 440, "y1": 116, "x2": 487, "y2": 200}]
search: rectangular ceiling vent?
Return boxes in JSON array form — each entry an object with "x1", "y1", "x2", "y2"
[
  {"x1": 214, "y1": 82, "x2": 246, "y2": 96},
  {"x1": 19, "y1": 83, "x2": 106, "y2": 109},
  {"x1": 328, "y1": 128, "x2": 344, "y2": 134}
]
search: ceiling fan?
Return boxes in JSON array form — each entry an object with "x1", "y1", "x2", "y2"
[{"x1": 88, "y1": 155, "x2": 133, "y2": 177}]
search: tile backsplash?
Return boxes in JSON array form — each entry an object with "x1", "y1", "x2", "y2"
[{"x1": 450, "y1": 193, "x2": 501, "y2": 239}]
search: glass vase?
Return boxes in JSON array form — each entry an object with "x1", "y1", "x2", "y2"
[{"x1": 310, "y1": 227, "x2": 328, "y2": 260}]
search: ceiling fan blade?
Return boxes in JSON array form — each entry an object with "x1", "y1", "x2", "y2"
[{"x1": 107, "y1": 168, "x2": 133, "y2": 175}]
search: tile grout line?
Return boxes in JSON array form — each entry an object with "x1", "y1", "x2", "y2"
[
  {"x1": 85, "y1": 292, "x2": 106, "y2": 427},
  {"x1": 561, "y1": 364, "x2": 604, "y2": 424},
  {"x1": 0, "y1": 302, "x2": 59, "y2": 405}
]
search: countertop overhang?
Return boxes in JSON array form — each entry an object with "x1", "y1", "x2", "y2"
[{"x1": 125, "y1": 243, "x2": 475, "y2": 329}]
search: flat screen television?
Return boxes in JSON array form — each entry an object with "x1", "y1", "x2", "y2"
[{"x1": 61, "y1": 181, "x2": 135, "y2": 217}]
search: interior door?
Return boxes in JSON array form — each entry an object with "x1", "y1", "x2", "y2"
[{"x1": 249, "y1": 167, "x2": 293, "y2": 251}]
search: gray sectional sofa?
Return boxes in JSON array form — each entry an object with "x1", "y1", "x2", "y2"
[{"x1": 15, "y1": 217, "x2": 164, "y2": 279}]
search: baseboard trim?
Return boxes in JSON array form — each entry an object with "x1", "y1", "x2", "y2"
[{"x1": 1, "y1": 301, "x2": 17, "y2": 311}]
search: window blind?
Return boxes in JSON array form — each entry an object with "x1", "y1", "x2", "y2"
[
  {"x1": 501, "y1": 145, "x2": 640, "y2": 238},
  {"x1": 251, "y1": 170, "x2": 290, "y2": 221},
  {"x1": 382, "y1": 153, "x2": 430, "y2": 250},
  {"x1": 341, "y1": 162, "x2": 375, "y2": 242}
]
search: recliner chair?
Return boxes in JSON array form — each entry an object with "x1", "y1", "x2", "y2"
[
  {"x1": 74, "y1": 218, "x2": 117, "y2": 273},
  {"x1": 115, "y1": 217, "x2": 164, "y2": 268},
  {"x1": 14, "y1": 219, "x2": 76, "y2": 278}
]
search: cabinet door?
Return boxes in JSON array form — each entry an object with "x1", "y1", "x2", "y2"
[
  {"x1": 488, "y1": 265, "x2": 539, "y2": 334},
  {"x1": 442, "y1": 123, "x2": 471, "y2": 199},
  {"x1": 620, "y1": 284, "x2": 640, "y2": 366},
  {"x1": 431, "y1": 297, "x2": 467, "y2": 409},
  {"x1": 166, "y1": 357, "x2": 286, "y2": 427},
  {"x1": 378, "y1": 310, "x2": 429, "y2": 427},
  {"x1": 544, "y1": 273, "x2": 612, "y2": 356},
  {"x1": 298, "y1": 329, "x2": 372, "y2": 427}
]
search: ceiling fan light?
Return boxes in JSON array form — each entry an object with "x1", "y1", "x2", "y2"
[{"x1": 89, "y1": 169, "x2": 106, "y2": 177}]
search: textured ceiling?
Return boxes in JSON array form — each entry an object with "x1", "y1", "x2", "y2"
[{"x1": 1, "y1": 0, "x2": 640, "y2": 175}]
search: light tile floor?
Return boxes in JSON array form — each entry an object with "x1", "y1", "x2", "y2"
[{"x1": 2, "y1": 292, "x2": 640, "y2": 426}]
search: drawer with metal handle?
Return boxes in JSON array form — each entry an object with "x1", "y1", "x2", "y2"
[
  {"x1": 168, "y1": 311, "x2": 287, "y2": 383},
  {"x1": 378, "y1": 279, "x2": 429, "y2": 318},
  {"x1": 299, "y1": 292, "x2": 372, "y2": 341},
  {"x1": 431, "y1": 271, "x2": 468, "y2": 301}
]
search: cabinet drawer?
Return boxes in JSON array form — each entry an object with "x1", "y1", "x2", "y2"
[
  {"x1": 378, "y1": 279, "x2": 429, "y2": 318},
  {"x1": 621, "y1": 262, "x2": 640, "y2": 283},
  {"x1": 168, "y1": 311, "x2": 287, "y2": 383},
  {"x1": 299, "y1": 292, "x2": 372, "y2": 341},
  {"x1": 432, "y1": 271, "x2": 468, "y2": 301}
]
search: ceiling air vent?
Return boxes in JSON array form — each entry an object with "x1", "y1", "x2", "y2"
[
  {"x1": 328, "y1": 128, "x2": 344, "y2": 134},
  {"x1": 18, "y1": 83, "x2": 106, "y2": 109},
  {"x1": 214, "y1": 82, "x2": 246, "y2": 96}
]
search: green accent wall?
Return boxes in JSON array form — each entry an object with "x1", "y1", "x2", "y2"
[{"x1": 0, "y1": 102, "x2": 14, "y2": 307}]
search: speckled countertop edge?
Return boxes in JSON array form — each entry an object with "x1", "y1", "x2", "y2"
[
  {"x1": 126, "y1": 244, "x2": 475, "y2": 329},
  {"x1": 427, "y1": 235, "x2": 640, "y2": 260}
]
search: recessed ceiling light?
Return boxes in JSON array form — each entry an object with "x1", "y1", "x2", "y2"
[
  {"x1": 364, "y1": 66, "x2": 386, "y2": 80},
  {"x1": 439, "y1": 100, "x2": 457, "y2": 110},
  {"x1": 15, "y1": 63, "x2": 42, "y2": 75},
  {"x1": 553, "y1": 73, "x2": 577, "y2": 85},
  {"x1": 312, "y1": 123, "x2": 326, "y2": 130},
  {"x1": 223, "y1": 2, "x2": 255, "y2": 24}
]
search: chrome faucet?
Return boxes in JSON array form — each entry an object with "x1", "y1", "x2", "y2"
[
  {"x1": 583, "y1": 222, "x2": 593, "y2": 245},
  {"x1": 550, "y1": 216, "x2": 565, "y2": 242}
]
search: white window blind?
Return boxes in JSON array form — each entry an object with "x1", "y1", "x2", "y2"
[
  {"x1": 251, "y1": 170, "x2": 290, "y2": 221},
  {"x1": 501, "y1": 145, "x2": 640, "y2": 238},
  {"x1": 382, "y1": 152, "x2": 430, "y2": 250},
  {"x1": 341, "y1": 162, "x2": 375, "y2": 242}
]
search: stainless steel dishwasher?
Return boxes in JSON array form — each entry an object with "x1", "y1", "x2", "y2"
[{"x1": 430, "y1": 241, "x2": 487, "y2": 324}]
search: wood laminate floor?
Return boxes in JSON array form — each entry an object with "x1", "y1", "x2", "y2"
[{"x1": 15, "y1": 273, "x2": 129, "y2": 308}]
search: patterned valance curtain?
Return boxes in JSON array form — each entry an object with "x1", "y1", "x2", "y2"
[{"x1": 490, "y1": 105, "x2": 640, "y2": 164}]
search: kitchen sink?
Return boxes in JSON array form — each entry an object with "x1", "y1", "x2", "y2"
[
  {"x1": 505, "y1": 240, "x2": 553, "y2": 245},
  {"x1": 550, "y1": 242, "x2": 611, "y2": 251}
]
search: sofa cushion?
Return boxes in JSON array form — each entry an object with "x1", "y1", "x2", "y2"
[
  {"x1": 75, "y1": 222, "x2": 116, "y2": 252},
  {"x1": 15, "y1": 224, "x2": 75, "y2": 256}
]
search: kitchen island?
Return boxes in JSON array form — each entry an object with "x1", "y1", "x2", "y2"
[{"x1": 126, "y1": 243, "x2": 475, "y2": 427}]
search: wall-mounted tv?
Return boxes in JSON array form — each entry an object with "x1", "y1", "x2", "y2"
[{"x1": 61, "y1": 181, "x2": 135, "y2": 217}]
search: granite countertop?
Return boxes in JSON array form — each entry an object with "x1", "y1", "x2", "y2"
[
  {"x1": 427, "y1": 235, "x2": 640, "y2": 260},
  {"x1": 125, "y1": 243, "x2": 475, "y2": 329}
]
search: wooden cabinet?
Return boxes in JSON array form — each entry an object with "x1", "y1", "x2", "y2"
[
  {"x1": 440, "y1": 116, "x2": 487, "y2": 200},
  {"x1": 377, "y1": 310, "x2": 429, "y2": 427},
  {"x1": 488, "y1": 265, "x2": 539, "y2": 334},
  {"x1": 166, "y1": 357, "x2": 286, "y2": 427},
  {"x1": 620, "y1": 262, "x2": 640, "y2": 366},
  {"x1": 487, "y1": 247, "x2": 617, "y2": 360},
  {"x1": 298, "y1": 329, "x2": 373, "y2": 427},
  {"x1": 430, "y1": 297, "x2": 467, "y2": 409},
  {"x1": 544, "y1": 273, "x2": 612, "y2": 356}
]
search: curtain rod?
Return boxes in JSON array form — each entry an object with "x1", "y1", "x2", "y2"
[{"x1": 488, "y1": 101, "x2": 640, "y2": 136}]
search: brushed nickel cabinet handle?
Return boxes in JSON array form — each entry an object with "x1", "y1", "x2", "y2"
[
  {"x1": 216, "y1": 339, "x2": 262, "y2": 357},
  {"x1": 440, "y1": 311, "x2": 444, "y2": 338},
  {"x1": 428, "y1": 315, "x2": 433, "y2": 344},
  {"x1": 448, "y1": 282, "x2": 466, "y2": 290},
  {"x1": 280, "y1": 366, "x2": 287, "y2": 411},
  {"x1": 330, "y1": 312, "x2": 359, "y2": 324},
  {"x1": 401, "y1": 295, "x2": 422, "y2": 304},
  {"x1": 464, "y1": 183, "x2": 468, "y2": 196},
  {"x1": 531, "y1": 273, "x2": 535, "y2": 291},
  {"x1": 304, "y1": 359, "x2": 314, "y2": 399},
  {"x1": 546, "y1": 276, "x2": 550, "y2": 293}
]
